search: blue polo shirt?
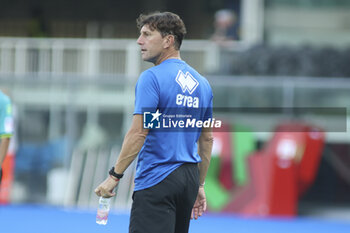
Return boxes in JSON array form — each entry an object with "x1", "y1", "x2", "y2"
[{"x1": 133, "y1": 59, "x2": 213, "y2": 191}]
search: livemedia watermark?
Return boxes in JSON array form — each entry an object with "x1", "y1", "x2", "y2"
[{"x1": 141, "y1": 107, "x2": 347, "y2": 132}]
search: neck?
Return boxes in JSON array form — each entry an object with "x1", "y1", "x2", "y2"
[{"x1": 154, "y1": 50, "x2": 181, "y2": 66}]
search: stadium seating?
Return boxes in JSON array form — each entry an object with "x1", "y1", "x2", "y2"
[{"x1": 229, "y1": 45, "x2": 350, "y2": 78}]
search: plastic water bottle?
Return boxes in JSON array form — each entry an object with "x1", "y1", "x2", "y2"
[{"x1": 96, "y1": 197, "x2": 111, "y2": 225}]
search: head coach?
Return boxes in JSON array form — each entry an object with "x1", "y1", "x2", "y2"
[{"x1": 95, "y1": 11, "x2": 213, "y2": 233}]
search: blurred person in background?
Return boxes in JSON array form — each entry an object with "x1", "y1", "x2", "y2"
[
  {"x1": 211, "y1": 9, "x2": 239, "y2": 46},
  {"x1": 210, "y1": 9, "x2": 240, "y2": 75},
  {"x1": 95, "y1": 11, "x2": 213, "y2": 233},
  {"x1": 0, "y1": 90, "x2": 13, "y2": 185}
]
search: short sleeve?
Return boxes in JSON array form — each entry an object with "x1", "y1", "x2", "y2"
[
  {"x1": 0, "y1": 98, "x2": 13, "y2": 137},
  {"x1": 134, "y1": 70, "x2": 160, "y2": 115}
]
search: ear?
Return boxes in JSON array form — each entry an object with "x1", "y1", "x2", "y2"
[{"x1": 163, "y1": 35, "x2": 175, "y2": 49}]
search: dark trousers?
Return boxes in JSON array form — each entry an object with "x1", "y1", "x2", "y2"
[{"x1": 129, "y1": 163, "x2": 199, "y2": 233}]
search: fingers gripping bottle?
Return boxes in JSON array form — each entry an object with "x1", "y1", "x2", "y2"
[{"x1": 96, "y1": 197, "x2": 111, "y2": 225}]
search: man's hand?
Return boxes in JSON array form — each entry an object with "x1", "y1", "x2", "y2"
[
  {"x1": 94, "y1": 176, "x2": 119, "y2": 198},
  {"x1": 191, "y1": 186, "x2": 207, "y2": 220}
]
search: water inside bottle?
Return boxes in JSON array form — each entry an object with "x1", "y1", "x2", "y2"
[{"x1": 96, "y1": 209, "x2": 109, "y2": 225}]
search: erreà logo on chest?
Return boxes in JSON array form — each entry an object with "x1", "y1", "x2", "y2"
[{"x1": 175, "y1": 70, "x2": 199, "y2": 108}]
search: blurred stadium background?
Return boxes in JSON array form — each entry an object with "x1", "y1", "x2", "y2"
[{"x1": 1, "y1": 0, "x2": 350, "y2": 232}]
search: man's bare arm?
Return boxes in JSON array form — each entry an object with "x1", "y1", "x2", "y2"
[
  {"x1": 95, "y1": 114, "x2": 148, "y2": 197},
  {"x1": 197, "y1": 128, "x2": 213, "y2": 185},
  {"x1": 191, "y1": 128, "x2": 213, "y2": 220},
  {"x1": 0, "y1": 137, "x2": 11, "y2": 167},
  {"x1": 113, "y1": 114, "x2": 148, "y2": 174}
]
